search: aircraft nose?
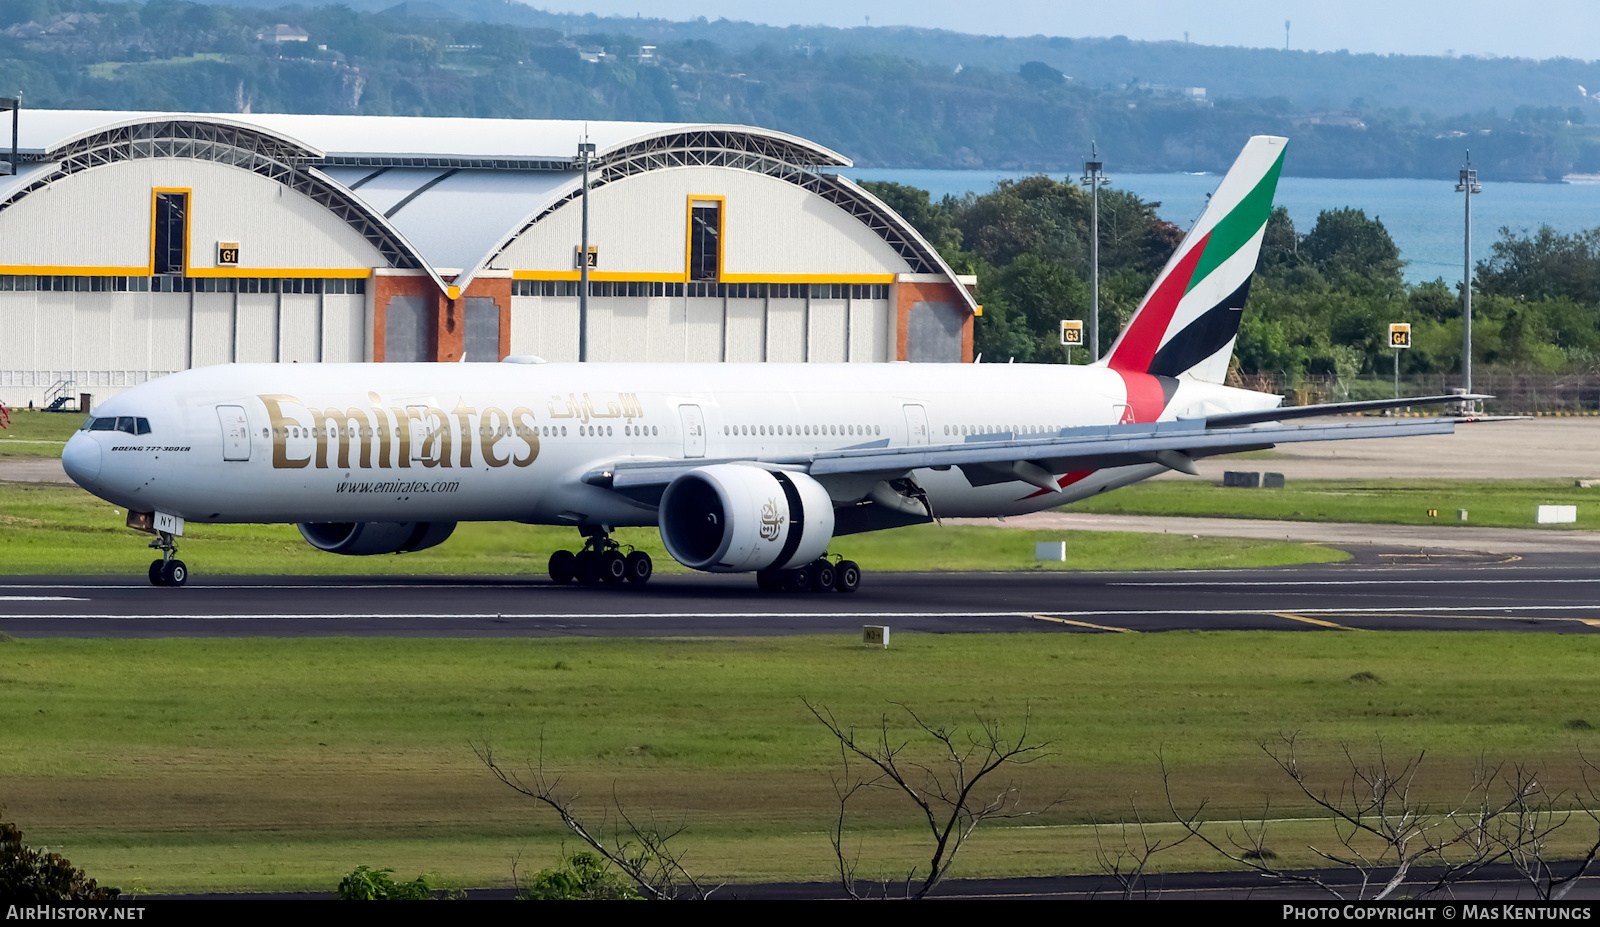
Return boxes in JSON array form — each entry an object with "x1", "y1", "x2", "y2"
[{"x1": 61, "y1": 433, "x2": 102, "y2": 485}]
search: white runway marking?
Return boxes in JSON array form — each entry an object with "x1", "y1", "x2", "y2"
[
  {"x1": 1111, "y1": 578, "x2": 1600, "y2": 587},
  {"x1": 0, "y1": 611, "x2": 1044, "y2": 620},
  {"x1": 0, "y1": 596, "x2": 88, "y2": 601},
  {"x1": 5, "y1": 605, "x2": 1600, "y2": 621}
]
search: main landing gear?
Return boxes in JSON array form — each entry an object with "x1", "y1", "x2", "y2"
[
  {"x1": 147, "y1": 530, "x2": 188, "y2": 587},
  {"x1": 756, "y1": 556, "x2": 861, "y2": 594},
  {"x1": 547, "y1": 528, "x2": 653, "y2": 586}
]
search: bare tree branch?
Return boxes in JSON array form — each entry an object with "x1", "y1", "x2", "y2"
[
  {"x1": 473, "y1": 736, "x2": 719, "y2": 900},
  {"x1": 805, "y1": 699, "x2": 1060, "y2": 900},
  {"x1": 1163, "y1": 734, "x2": 1556, "y2": 901},
  {"x1": 1091, "y1": 790, "x2": 1193, "y2": 900}
]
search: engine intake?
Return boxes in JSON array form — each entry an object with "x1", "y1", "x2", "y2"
[
  {"x1": 297, "y1": 521, "x2": 456, "y2": 556},
  {"x1": 658, "y1": 465, "x2": 834, "y2": 573}
]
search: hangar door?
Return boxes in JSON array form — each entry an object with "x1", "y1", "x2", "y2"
[{"x1": 386, "y1": 296, "x2": 430, "y2": 363}]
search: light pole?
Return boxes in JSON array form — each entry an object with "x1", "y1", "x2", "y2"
[
  {"x1": 1081, "y1": 143, "x2": 1109, "y2": 360},
  {"x1": 577, "y1": 139, "x2": 596, "y2": 362},
  {"x1": 1456, "y1": 152, "x2": 1481, "y2": 398}
]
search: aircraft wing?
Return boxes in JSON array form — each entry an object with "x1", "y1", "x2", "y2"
[{"x1": 584, "y1": 415, "x2": 1468, "y2": 504}]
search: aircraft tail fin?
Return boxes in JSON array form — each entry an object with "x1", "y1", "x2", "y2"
[{"x1": 1099, "y1": 136, "x2": 1286, "y2": 383}]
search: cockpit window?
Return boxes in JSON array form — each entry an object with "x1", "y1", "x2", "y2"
[{"x1": 82, "y1": 416, "x2": 151, "y2": 435}]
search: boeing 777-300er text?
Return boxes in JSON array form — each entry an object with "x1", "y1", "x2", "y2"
[{"x1": 61, "y1": 136, "x2": 1480, "y2": 588}]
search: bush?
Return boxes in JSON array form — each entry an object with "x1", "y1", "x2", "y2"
[
  {"x1": 336, "y1": 865, "x2": 436, "y2": 900},
  {"x1": 522, "y1": 852, "x2": 641, "y2": 901},
  {"x1": 0, "y1": 819, "x2": 119, "y2": 902}
]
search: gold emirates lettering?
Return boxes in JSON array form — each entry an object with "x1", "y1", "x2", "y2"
[{"x1": 255, "y1": 393, "x2": 580, "y2": 471}]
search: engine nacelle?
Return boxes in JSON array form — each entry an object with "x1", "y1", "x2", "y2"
[
  {"x1": 297, "y1": 521, "x2": 457, "y2": 556},
  {"x1": 659, "y1": 465, "x2": 834, "y2": 573}
]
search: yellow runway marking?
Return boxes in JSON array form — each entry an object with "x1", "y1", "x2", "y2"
[
  {"x1": 1031, "y1": 614, "x2": 1138, "y2": 633},
  {"x1": 1322, "y1": 611, "x2": 1600, "y2": 629},
  {"x1": 1273, "y1": 612, "x2": 1363, "y2": 631}
]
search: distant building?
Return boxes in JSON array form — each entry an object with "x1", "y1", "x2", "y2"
[
  {"x1": 256, "y1": 24, "x2": 310, "y2": 43},
  {"x1": 0, "y1": 111, "x2": 977, "y2": 406},
  {"x1": 1135, "y1": 83, "x2": 1206, "y2": 101},
  {"x1": 1291, "y1": 114, "x2": 1367, "y2": 129}
]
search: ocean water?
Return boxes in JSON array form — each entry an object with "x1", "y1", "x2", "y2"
[{"x1": 839, "y1": 168, "x2": 1600, "y2": 285}]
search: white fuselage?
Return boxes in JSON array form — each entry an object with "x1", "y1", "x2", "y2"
[{"x1": 61, "y1": 361, "x2": 1280, "y2": 530}]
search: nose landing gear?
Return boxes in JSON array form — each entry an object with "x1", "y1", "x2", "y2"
[
  {"x1": 548, "y1": 528, "x2": 653, "y2": 585},
  {"x1": 147, "y1": 531, "x2": 188, "y2": 587}
]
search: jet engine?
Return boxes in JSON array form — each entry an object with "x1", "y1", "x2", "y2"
[
  {"x1": 297, "y1": 521, "x2": 457, "y2": 556},
  {"x1": 658, "y1": 465, "x2": 834, "y2": 573}
]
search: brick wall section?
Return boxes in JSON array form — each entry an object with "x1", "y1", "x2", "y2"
[
  {"x1": 436, "y1": 285, "x2": 462, "y2": 362},
  {"x1": 371, "y1": 274, "x2": 438, "y2": 363},
  {"x1": 893, "y1": 279, "x2": 974, "y2": 363}
]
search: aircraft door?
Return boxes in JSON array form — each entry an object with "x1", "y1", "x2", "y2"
[
  {"x1": 902, "y1": 404, "x2": 930, "y2": 446},
  {"x1": 218, "y1": 405, "x2": 250, "y2": 461},
  {"x1": 679, "y1": 405, "x2": 706, "y2": 458}
]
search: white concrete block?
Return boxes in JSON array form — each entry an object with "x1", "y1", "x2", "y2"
[
  {"x1": 1537, "y1": 505, "x2": 1577, "y2": 524},
  {"x1": 1035, "y1": 541, "x2": 1067, "y2": 561}
]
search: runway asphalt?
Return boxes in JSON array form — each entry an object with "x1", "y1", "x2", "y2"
[{"x1": 3, "y1": 546, "x2": 1597, "y2": 638}]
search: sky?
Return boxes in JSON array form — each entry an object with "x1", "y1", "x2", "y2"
[{"x1": 539, "y1": 1, "x2": 1600, "y2": 61}]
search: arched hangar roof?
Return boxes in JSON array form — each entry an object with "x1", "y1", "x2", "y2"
[{"x1": 3, "y1": 111, "x2": 972, "y2": 308}]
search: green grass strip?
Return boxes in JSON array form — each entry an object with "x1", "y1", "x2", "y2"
[
  {"x1": 0, "y1": 481, "x2": 1342, "y2": 575},
  {"x1": 4, "y1": 632, "x2": 1600, "y2": 891},
  {"x1": 1072, "y1": 477, "x2": 1600, "y2": 529}
]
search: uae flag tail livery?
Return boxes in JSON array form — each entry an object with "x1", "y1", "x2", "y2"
[{"x1": 1102, "y1": 135, "x2": 1286, "y2": 389}]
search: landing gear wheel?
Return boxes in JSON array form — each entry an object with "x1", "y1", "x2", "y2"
[
  {"x1": 599, "y1": 550, "x2": 628, "y2": 584},
  {"x1": 783, "y1": 565, "x2": 813, "y2": 593},
  {"x1": 149, "y1": 559, "x2": 166, "y2": 587},
  {"x1": 159, "y1": 559, "x2": 188, "y2": 587},
  {"x1": 624, "y1": 551, "x2": 653, "y2": 584},
  {"x1": 574, "y1": 550, "x2": 601, "y2": 585},
  {"x1": 834, "y1": 560, "x2": 861, "y2": 593},
  {"x1": 809, "y1": 560, "x2": 836, "y2": 592},
  {"x1": 548, "y1": 549, "x2": 577, "y2": 584},
  {"x1": 756, "y1": 570, "x2": 782, "y2": 592}
]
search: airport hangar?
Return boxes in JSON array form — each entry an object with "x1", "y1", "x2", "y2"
[{"x1": 0, "y1": 110, "x2": 978, "y2": 409}]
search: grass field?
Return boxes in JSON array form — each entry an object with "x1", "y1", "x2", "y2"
[
  {"x1": 0, "y1": 481, "x2": 1343, "y2": 575},
  {"x1": 1072, "y1": 478, "x2": 1600, "y2": 529},
  {"x1": 5, "y1": 632, "x2": 1600, "y2": 893},
  {"x1": 0, "y1": 409, "x2": 80, "y2": 459}
]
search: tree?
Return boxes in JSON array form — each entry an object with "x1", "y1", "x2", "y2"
[
  {"x1": 1018, "y1": 61, "x2": 1066, "y2": 86},
  {"x1": 1300, "y1": 208, "x2": 1403, "y2": 295},
  {"x1": 1257, "y1": 205, "x2": 1300, "y2": 276},
  {"x1": 806, "y1": 700, "x2": 1058, "y2": 900},
  {"x1": 475, "y1": 740, "x2": 716, "y2": 900},
  {"x1": 0, "y1": 818, "x2": 119, "y2": 902},
  {"x1": 521, "y1": 851, "x2": 642, "y2": 900},
  {"x1": 336, "y1": 866, "x2": 437, "y2": 900},
  {"x1": 1476, "y1": 225, "x2": 1600, "y2": 307}
]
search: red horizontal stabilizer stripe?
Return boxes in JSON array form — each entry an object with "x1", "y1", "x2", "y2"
[
  {"x1": 1107, "y1": 231, "x2": 1210, "y2": 374},
  {"x1": 1020, "y1": 469, "x2": 1095, "y2": 501}
]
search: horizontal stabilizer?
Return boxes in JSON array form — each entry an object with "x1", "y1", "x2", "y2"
[{"x1": 1205, "y1": 394, "x2": 1493, "y2": 429}]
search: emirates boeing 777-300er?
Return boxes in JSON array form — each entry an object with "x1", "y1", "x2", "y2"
[{"x1": 61, "y1": 136, "x2": 1478, "y2": 589}]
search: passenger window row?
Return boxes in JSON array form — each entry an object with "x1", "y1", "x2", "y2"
[{"x1": 723, "y1": 424, "x2": 882, "y2": 438}]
